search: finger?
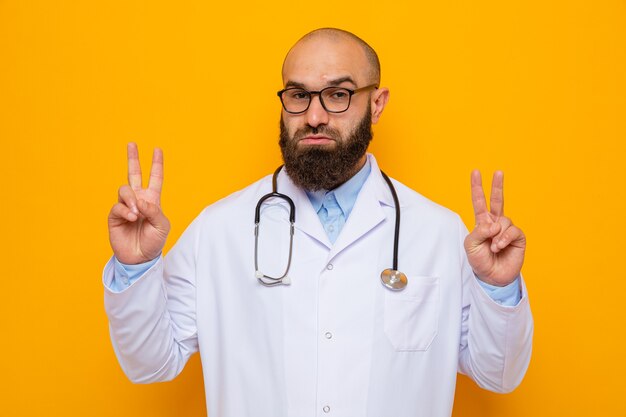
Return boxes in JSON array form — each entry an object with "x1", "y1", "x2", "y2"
[
  {"x1": 490, "y1": 170, "x2": 504, "y2": 217},
  {"x1": 492, "y1": 225, "x2": 526, "y2": 252},
  {"x1": 471, "y1": 170, "x2": 488, "y2": 222},
  {"x1": 148, "y1": 147, "x2": 164, "y2": 195},
  {"x1": 109, "y1": 202, "x2": 138, "y2": 223},
  {"x1": 491, "y1": 216, "x2": 512, "y2": 252},
  {"x1": 468, "y1": 221, "x2": 501, "y2": 246},
  {"x1": 137, "y1": 199, "x2": 169, "y2": 231},
  {"x1": 127, "y1": 142, "x2": 143, "y2": 191},
  {"x1": 118, "y1": 185, "x2": 139, "y2": 215}
]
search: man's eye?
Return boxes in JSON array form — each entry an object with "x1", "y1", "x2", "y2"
[
  {"x1": 288, "y1": 90, "x2": 309, "y2": 100},
  {"x1": 326, "y1": 89, "x2": 349, "y2": 100}
]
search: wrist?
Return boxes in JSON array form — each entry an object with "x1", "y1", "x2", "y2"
[
  {"x1": 114, "y1": 252, "x2": 161, "y2": 266},
  {"x1": 473, "y1": 271, "x2": 520, "y2": 287}
]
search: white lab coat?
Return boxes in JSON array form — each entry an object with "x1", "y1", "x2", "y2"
[{"x1": 104, "y1": 154, "x2": 533, "y2": 417}]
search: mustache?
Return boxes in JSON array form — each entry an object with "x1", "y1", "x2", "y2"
[{"x1": 293, "y1": 125, "x2": 341, "y2": 141}]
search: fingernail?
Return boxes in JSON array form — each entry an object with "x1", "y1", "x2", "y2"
[
  {"x1": 128, "y1": 212, "x2": 137, "y2": 221},
  {"x1": 131, "y1": 205, "x2": 139, "y2": 214}
]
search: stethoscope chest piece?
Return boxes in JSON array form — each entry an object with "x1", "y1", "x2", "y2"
[{"x1": 380, "y1": 268, "x2": 408, "y2": 291}]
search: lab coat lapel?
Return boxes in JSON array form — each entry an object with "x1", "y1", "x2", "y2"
[
  {"x1": 328, "y1": 156, "x2": 396, "y2": 261},
  {"x1": 277, "y1": 169, "x2": 332, "y2": 249}
]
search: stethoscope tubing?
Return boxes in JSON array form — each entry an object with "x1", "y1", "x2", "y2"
[
  {"x1": 254, "y1": 166, "x2": 295, "y2": 285},
  {"x1": 379, "y1": 170, "x2": 401, "y2": 271}
]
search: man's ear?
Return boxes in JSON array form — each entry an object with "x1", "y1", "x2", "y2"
[{"x1": 370, "y1": 87, "x2": 390, "y2": 124}]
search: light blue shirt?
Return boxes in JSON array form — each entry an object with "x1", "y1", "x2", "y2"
[
  {"x1": 111, "y1": 160, "x2": 521, "y2": 306},
  {"x1": 305, "y1": 158, "x2": 372, "y2": 245}
]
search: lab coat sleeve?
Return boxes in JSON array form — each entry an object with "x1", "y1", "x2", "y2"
[
  {"x1": 103, "y1": 213, "x2": 202, "y2": 384},
  {"x1": 456, "y1": 218, "x2": 534, "y2": 393}
]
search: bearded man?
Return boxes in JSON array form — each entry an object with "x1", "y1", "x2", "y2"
[{"x1": 104, "y1": 28, "x2": 533, "y2": 417}]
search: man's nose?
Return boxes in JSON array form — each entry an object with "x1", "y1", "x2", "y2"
[{"x1": 305, "y1": 94, "x2": 329, "y2": 128}]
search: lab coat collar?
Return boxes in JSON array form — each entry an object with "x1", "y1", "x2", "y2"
[
  {"x1": 277, "y1": 167, "x2": 333, "y2": 248},
  {"x1": 366, "y1": 153, "x2": 397, "y2": 209},
  {"x1": 276, "y1": 153, "x2": 397, "y2": 254},
  {"x1": 328, "y1": 154, "x2": 395, "y2": 259}
]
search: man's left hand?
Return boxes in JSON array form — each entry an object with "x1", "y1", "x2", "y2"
[{"x1": 464, "y1": 170, "x2": 526, "y2": 286}]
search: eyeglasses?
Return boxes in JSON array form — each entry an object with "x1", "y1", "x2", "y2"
[{"x1": 277, "y1": 84, "x2": 378, "y2": 114}]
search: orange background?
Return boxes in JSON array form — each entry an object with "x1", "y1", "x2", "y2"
[{"x1": 1, "y1": 1, "x2": 625, "y2": 416}]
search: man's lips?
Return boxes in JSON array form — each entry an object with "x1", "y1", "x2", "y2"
[{"x1": 298, "y1": 135, "x2": 335, "y2": 145}]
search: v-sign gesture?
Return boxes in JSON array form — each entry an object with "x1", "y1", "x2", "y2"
[
  {"x1": 464, "y1": 170, "x2": 526, "y2": 286},
  {"x1": 108, "y1": 143, "x2": 170, "y2": 265}
]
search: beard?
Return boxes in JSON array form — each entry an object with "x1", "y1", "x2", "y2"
[{"x1": 279, "y1": 108, "x2": 373, "y2": 191}]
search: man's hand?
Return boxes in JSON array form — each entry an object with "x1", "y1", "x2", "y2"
[
  {"x1": 464, "y1": 170, "x2": 526, "y2": 286},
  {"x1": 108, "y1": 143, "x2": 170, "y2": 265}
]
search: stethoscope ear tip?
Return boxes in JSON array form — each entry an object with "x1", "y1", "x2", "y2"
[{"x1": 256, "y1": 270, "x2": 291, "y2": 286}]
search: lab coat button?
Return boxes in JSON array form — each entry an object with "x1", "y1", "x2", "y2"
[
  {"x1": 323, "y1": 405, "x2": 330, "y2": 413},
  {"x1": 325, "y1": 332, "x2": 332, "y2": 339},
  {"x1": 326, "y1": 263, "x2": 333, "y2": 270}
]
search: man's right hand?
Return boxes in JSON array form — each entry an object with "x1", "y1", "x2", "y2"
[{"x1": 108, "y1": 143, "x2": 170, "y2": 265}]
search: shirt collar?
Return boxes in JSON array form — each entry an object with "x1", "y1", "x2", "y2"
[{"x1": 305, "y1": 158, "x2": 372, "y2": 217}]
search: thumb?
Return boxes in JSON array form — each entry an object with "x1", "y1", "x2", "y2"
[
  {"x1": 137, "y1": 199, "x2": 169, "y2": 231},
  {"x1": 468, "y1": 222, "x2": 501, "y2": 246}
]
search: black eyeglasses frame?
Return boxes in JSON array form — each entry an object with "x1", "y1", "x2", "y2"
[{"x1": 277, "y1": 84, "x2": 378, "y2": 114}]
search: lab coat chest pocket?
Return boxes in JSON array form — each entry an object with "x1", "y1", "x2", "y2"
[{"x1": 383, "y1": 275, "x2": 440, "y2": 352}]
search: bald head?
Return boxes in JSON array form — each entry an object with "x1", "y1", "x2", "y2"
[{"x1": 282, "y1": 28, "x2": 381, "y2": 85}]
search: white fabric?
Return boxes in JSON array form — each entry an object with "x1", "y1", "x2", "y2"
[{"x1": 103, "y1": 154, "x2": 533, "y2": 417}]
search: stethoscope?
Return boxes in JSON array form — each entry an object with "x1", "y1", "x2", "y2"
[{"x1": 254, "y1": 165, "x2": 408, "y2": 291}]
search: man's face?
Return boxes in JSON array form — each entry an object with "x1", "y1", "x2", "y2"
[
  {"x1": 279, "y1": 36, "x2": 377, "y2": 190},
  {"x1": 279, "y1": 103, "x2": 373, "y2": 191}
]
